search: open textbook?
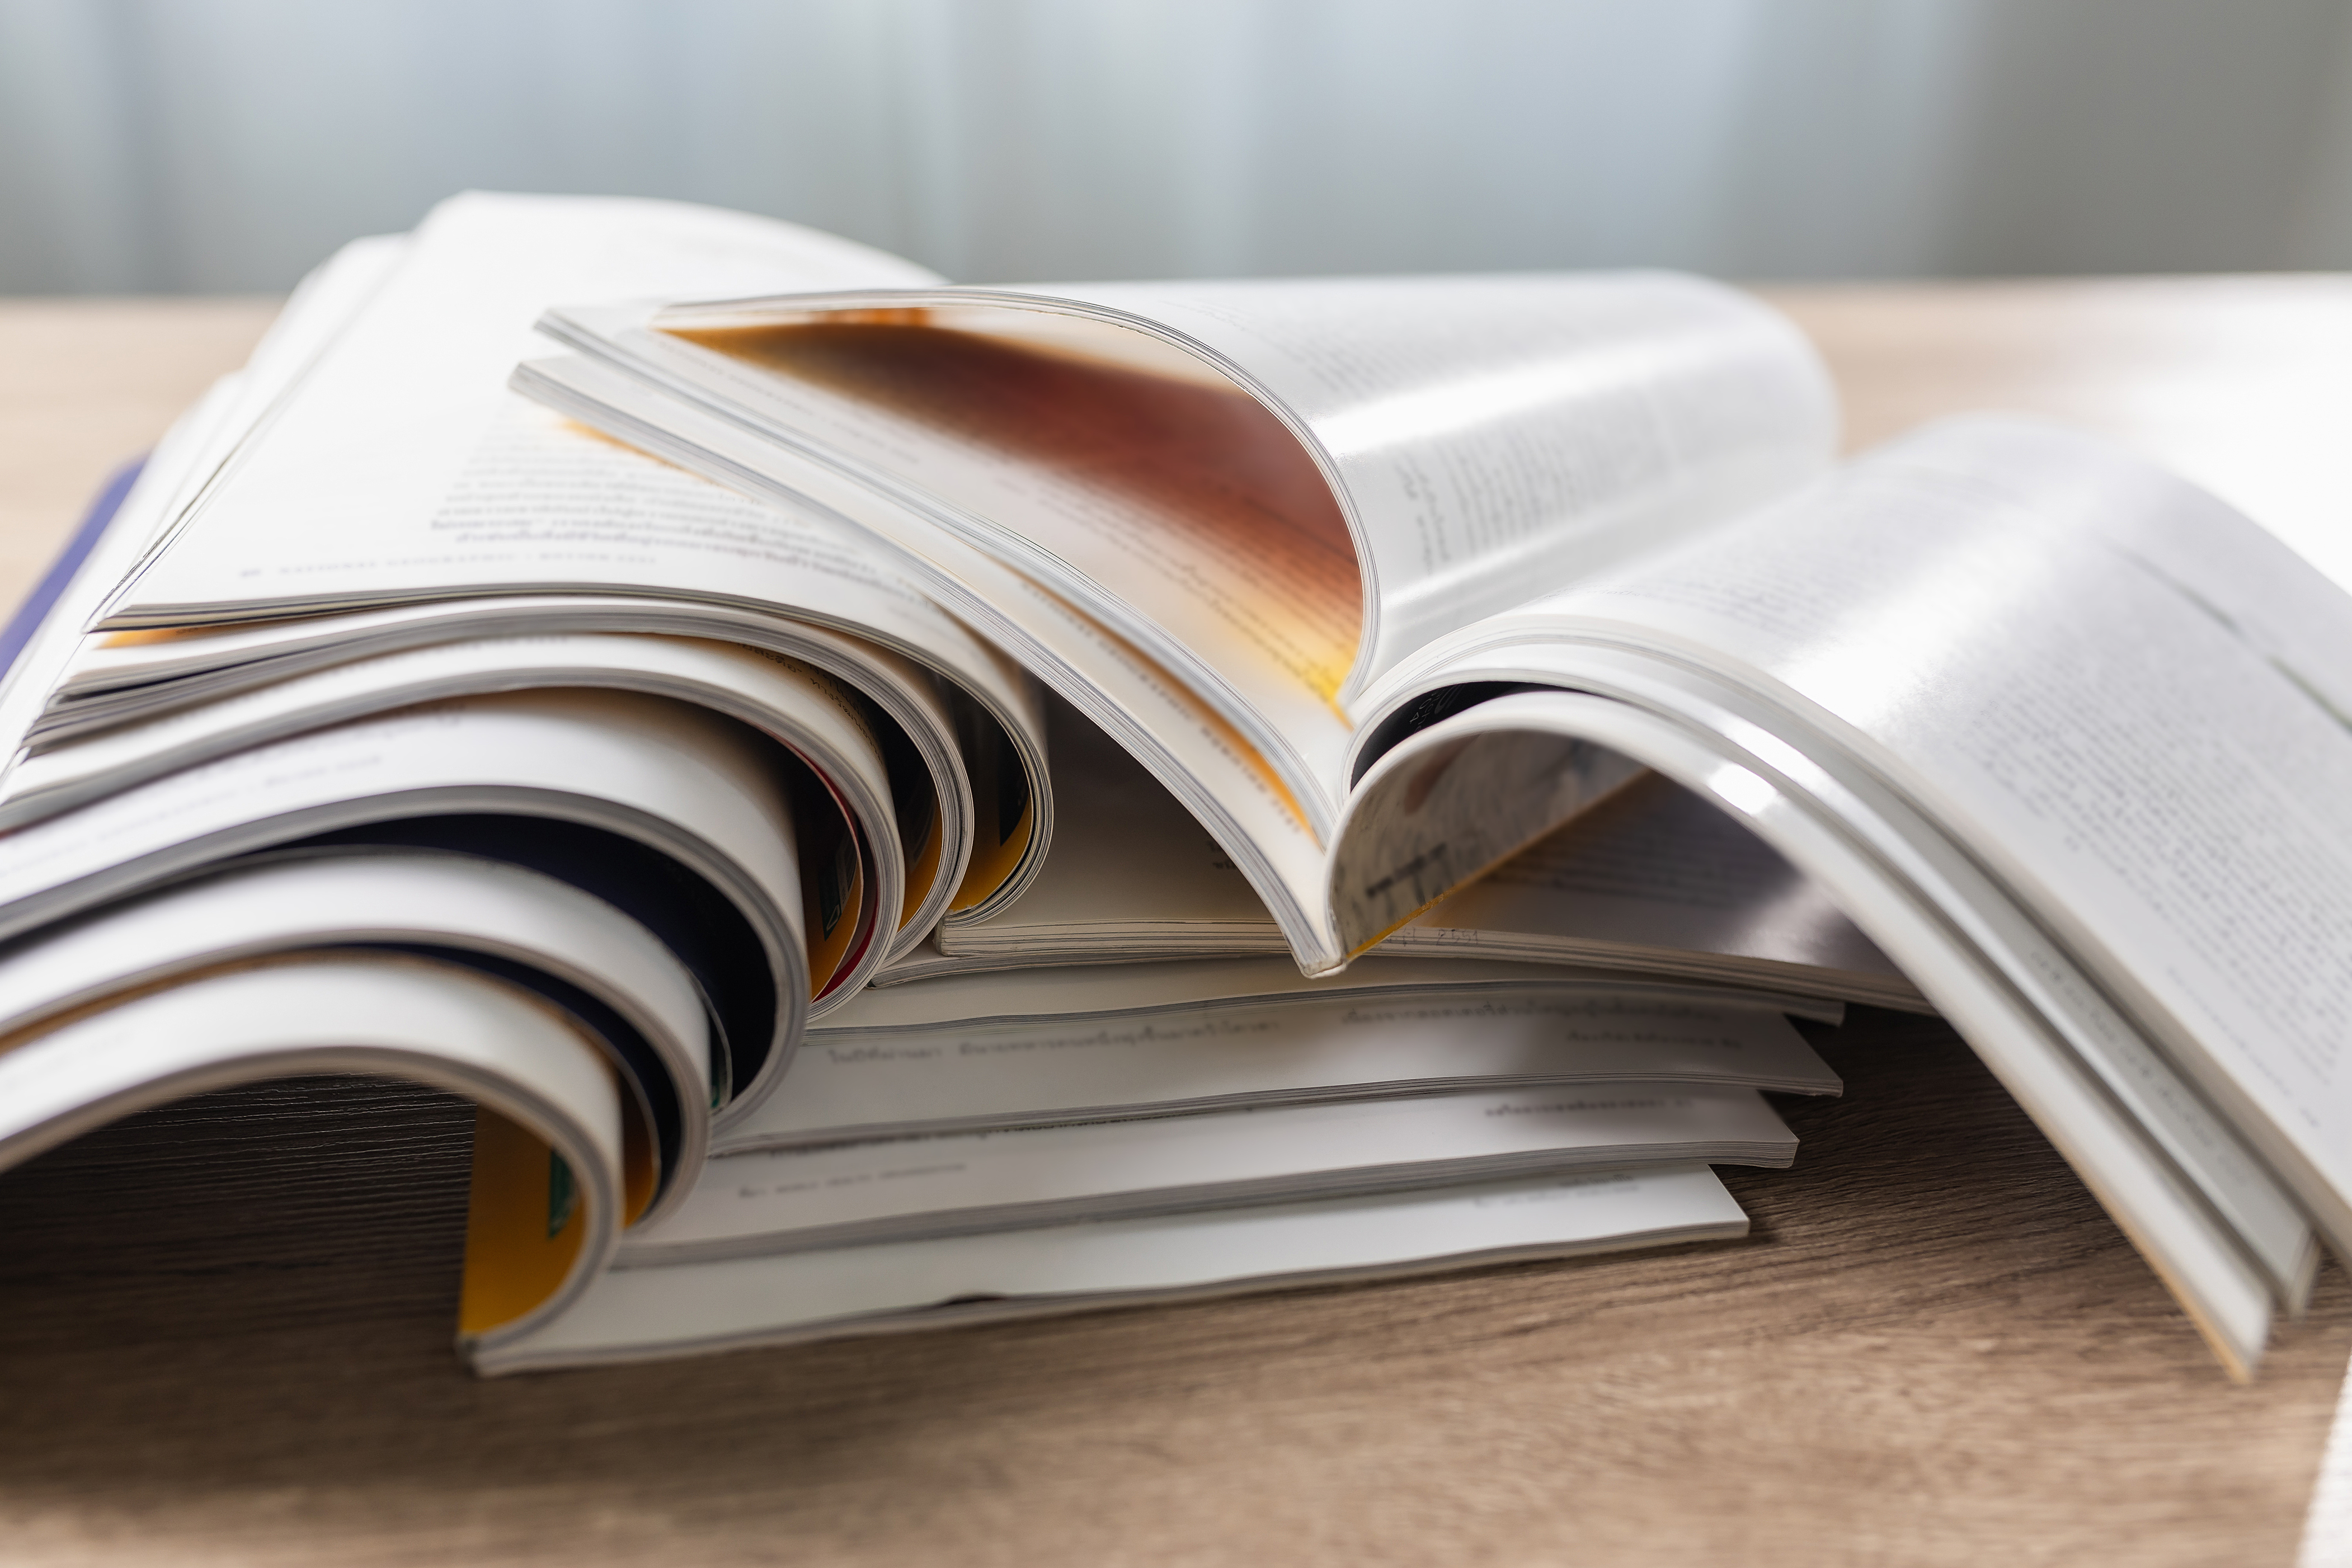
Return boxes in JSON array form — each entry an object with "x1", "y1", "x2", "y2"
[{"x1": 3, "y1": 192, "x2": 2345, "y2": 1380}]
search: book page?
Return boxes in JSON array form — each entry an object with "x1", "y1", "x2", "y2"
[
  {"x1": 624, "y1": 1083, "x2": 1793, "y2": 1263},
  {"x1": 937, "y1": 689, "x2": 1276, "y2": 942},
  {"x1": 493, "y1": 1165, "x2": 1746, "y2": 1371},
  {"x1": 9, "y1": 634, "x2": 888, "y2": 836},
  {"x1": 115, "y1": 374, "x2": 1060, "y2": 926},
  {"x1": 0, "y1": 232, "x2": 412, "y2": 771},
  {"x1": 107, "y1": 194, "x2": 937, "y2": 625},
  {"x1": 1476, "y1": 416, "x2": 2352, "y2": 1252},
  {"x1": 1042, "y1": 276, "x2": 1838, "y2": 701},
  {"x1": 725, "y1": 970, "x2": 1835, "y2": 1149},
  {"x1": 522, "y1": 351, "x2": 1344, "y2": 969},
  {"x1": 92, "y1": 243, "x2": 1074, "y2": 932},
  {"x1": 1400, "y1": 772, "x2": 1916, "y2": 1002},
  {"x1": 1341, "y1": 677, "x2": 2294, "y2": 1373},
  {"x1": 84, "y1": 192, "x2": 1067, "y2": 903},
  {"x1": 941, "y1": 691, "x2": 1911, "y2": 1002},
  {"x1": 833, "y1": 951, "x2": 1835, "y2": 1025},
  {"x1": 675, "y1": 314, "x2": 1364, "y2": 707},
  {"x1": 1326, "y1": 704, "x2": 1648, "y2": 957},
  {"x1": 545, "y1": 310, "x2": 1359, "y2": 827},
  {"x1": 80, "y1": 195, "x2": 1067, "y2": 922},
  {"x1": 646, "y1": 272, "x2": 1834, "y2": 712},
  {"x1": 0, "y1": 688, "x2": 794, "y2": 934},
  {"x1": 609, "y1": 310, "x2": 1362, "y2": 805},
  {"x1": 0, "y1": 850, "x2": 707, "y2": 1102},
  {"x1": 114, "y1": 384, "x2": 1034, "y2": 770}
]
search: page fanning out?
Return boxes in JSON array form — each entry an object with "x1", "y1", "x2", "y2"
[
  {"x1": 637, "y1": 307, "x2": 1362, "y2": 788},
  {"x1": 1492, "y1": 416, "x2": 2352, "y2": 1258},
  {"x1": 647, "y1": 272, "x2": 1835, "y2": 714},
  {"x1": 1405, "y1": 771, "x2": 1919, "y2": 1004}
]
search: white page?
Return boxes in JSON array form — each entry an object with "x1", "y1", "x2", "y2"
[
  {"x1": 636, "y1": 272, "x2": 1836, "y2": 714},
  {"x1": 0, "y1": 952, "x2": 618, "y2": 1176},
  {"x1": 108, "y1": 194, "x2": 937, "y2": 625},
  {"x1": 9, "y1": 633, "x2": 889, "y2": 836},
  {"x1": 107, "y1": 388, "x2": 1043, "y2": 859},
  {"x1": 343, "y1": 397, "x2": 1021, "y2": 700},
  {"x1": 0, "y1": 688, "x2": 799, "y2": 949},
  {"x1": 492, "y1": 1164, "x2": 1745, "y2": 1372},
  {"x1": 0, "y1": 849, "x2": 704, "y2": 1095},
  {"x1": 525, "y1": 338, "x2": 1352, "y2": 856},
  {"x1": 70, "y1": 406, "x2": 1040, "y2": 774},
  {"x1": 626, "y1": 1084, "x2": 1793, "y2": 1262},
  {"x1": 949, "y1": 689, "x2": 1912, "y2": 1005},
  {"x1": 727, "y1": 975, "x2": 1834, "y2": 1151},
  {"x1": 0, "y1": 232, "x2": 412, "y2": 774},
  {"x1": 1448, "y1": 417, "x2": 2352, "y2": 1257},
  {"x1": 936, "y1": 688, "x2": 1288, "y2": 943},
  {"x1": 103, "y1": 367, "x2": 1058, "y2": 927},
  {"x1": 0, "y1": 390, "x2": 240, "y2": 771},
  {"x1": 1344, "y1": 659, "x2": 2299, "y2": 1374},
  {"x1": 1403, "y1": 772, "x2": 1911, "y2": 991},
  {"x1": 1010, "y1": 277, "x2": 1835, "y2": 702}
]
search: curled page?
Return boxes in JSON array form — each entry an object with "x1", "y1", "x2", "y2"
[
  {"x1": 0, "y1": 689, "x2": 812, "y2": 1124},
  {"x1": 5, "y1": 634, "x2": 906, "y2": 1010},
  {"x1": 0, "y1": 954, "x2": 626, "y2": 1362},
  {"x1": 542, "y1": 270, "x2": 1835, "y2": 831},
  {"x1": 0, "y1": 853, "x2": 712, "y2": 1225}
]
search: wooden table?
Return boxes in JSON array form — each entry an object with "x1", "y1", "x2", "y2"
[{"x1": 2, "y1": 280, "x2": 2350, "y2": 1566}]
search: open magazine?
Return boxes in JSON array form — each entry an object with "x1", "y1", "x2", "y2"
[
  {"x1": 495, "y1": 227, "x2": 2350, "y2": 1382},
  {"x1": 5, "y1": 191, "x2": 2341, "y2": 1379},
  {"x1": 0, "y1": 194, "x2": 1882, "y2": 1375}
]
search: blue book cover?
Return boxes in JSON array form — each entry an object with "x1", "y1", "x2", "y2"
[{"x1": 0, "y1": 458, "x2": 145, "y2": 680}]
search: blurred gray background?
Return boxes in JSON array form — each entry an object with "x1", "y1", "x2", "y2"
[{"x1": 5, "y1": 0, "x2": 2352, "y2": 292}]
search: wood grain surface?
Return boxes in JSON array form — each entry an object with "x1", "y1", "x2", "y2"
[{"x1": 0, "y1": 280, "x2": 2348, "y2": 1565}]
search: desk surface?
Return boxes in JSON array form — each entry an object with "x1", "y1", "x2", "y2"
[{"x1": 2, "y1": 279, "x2": 2350, "y2": 1566}]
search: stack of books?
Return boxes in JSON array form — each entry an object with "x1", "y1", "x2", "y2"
[{"x1": 3, "y1": 192, "x2": 2348, "y2": 1382}]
